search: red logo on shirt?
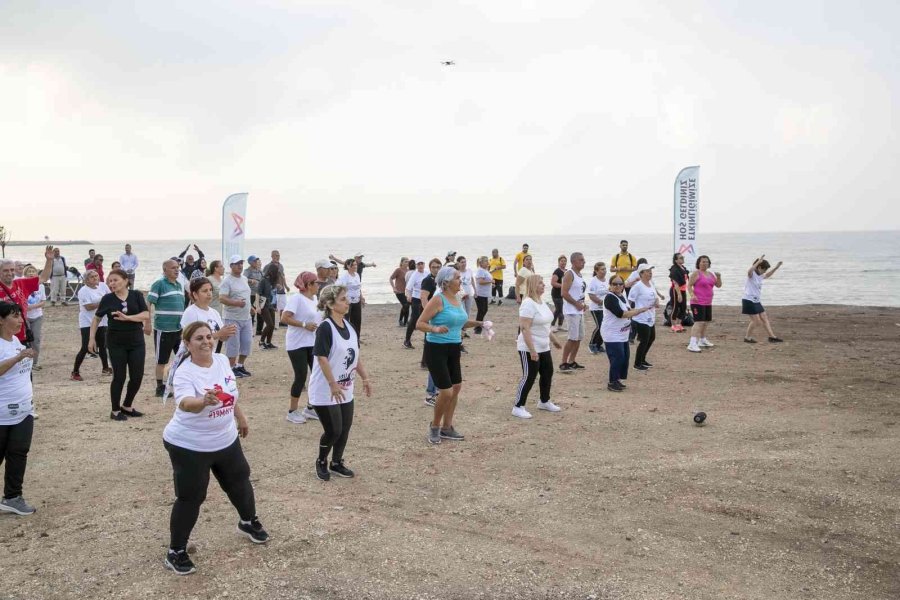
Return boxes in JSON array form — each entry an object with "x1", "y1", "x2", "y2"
[{"x1": 211, "y1": 384, "x2": 235, "y2": 407}]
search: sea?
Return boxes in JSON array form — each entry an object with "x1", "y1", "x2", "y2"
[{"x1": 7, "y1": 231, "x2": 900, "y2": 307}]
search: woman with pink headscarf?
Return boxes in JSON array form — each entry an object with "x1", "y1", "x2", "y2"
[{"x1": 280, "y1": 272, "x2": 322, "y2": 424}]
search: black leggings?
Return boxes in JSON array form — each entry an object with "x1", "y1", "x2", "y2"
[
  {"x1": 0, "y1": 416, "x2": 33, "y2": 499},
  {"x1": 259, "y1": 305, "x2": 276, "y2": 344},
  {"x1": 405, "y1": 299, "x2": 422, "y2": 344},
  {"x1": 632, "y1": 322, "x2": 656, "y2": 367},
  {"x1": 74, "y1": 326, "x2": 108, "y2": 373},
  {"x1": 395, "y1": 292, "x2": 410, "y2": 325},
  {"x1": 589, "y1": 310, "x2": 604, "y2": 348},
  {"x1": 474, "y1": 296, "x2": 489, "y2": 333},
  {"x1": 287, "y1": 347, "x2": 313, "y2": 398},
  {"x1": 313, "y1": 401, "x2": 354, "y2": 463},
  {"x1": 516, "y1": 350, "x2": 553, "y2": 407},
  {"x1": 492, "y1": 280, "x2": 504, "y2": 299},
  {"x1": 108, "y1": 341, "x2": 145, "y2": 412},
  {"x1": 164, "y1": 438, "x2": 255, "y2": 551},
  {"x1": 348, "y1": 302, "x2": 362, "y2": 338},
  {"x1": 552, "y1": 297, "x2": 565, "y2": 327},
  {"x1": 670, "y1": 287, "x2": 687, "y2": 321}
]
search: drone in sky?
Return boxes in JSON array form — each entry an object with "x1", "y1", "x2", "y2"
[{"x1": 440, "y1": 60, "x2": 455, "y2": 66}]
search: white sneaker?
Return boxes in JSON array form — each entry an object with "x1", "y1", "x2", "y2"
[
  {"x1": 285, "y1": 410, "x2": 306, "y2": 424},
  {"x1": 511, "y1": 406, "x2": 533, "y2": 419},
  {"x1": 538, "y1": 401, "x2": 561, "y2": 412},
  {"x1": 699, "y1": 338, "x2": 715, "y2": 347},
  {"x1": 687, "y1": 342, "x2": 702, "y2": 353},
  {"x1": 301, "y1": 407, "x2": 319, "y2": 421}
]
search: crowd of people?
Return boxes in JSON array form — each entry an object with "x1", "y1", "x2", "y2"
[{"x1": 0, "y1": 241, "x2": 786, "y2": 575}]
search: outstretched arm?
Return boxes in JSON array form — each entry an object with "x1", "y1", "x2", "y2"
[{"x1": 765, "y1": 261, "x2": 783, "y2": 279}]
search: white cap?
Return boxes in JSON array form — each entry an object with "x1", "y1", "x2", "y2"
[
  {"x1": 415, "y1": 257, "x2": 425, "y2": 264},
  {"x1": 636, "y1": 264, "x2": 654, "y2": 273},
  {"x1": 315, "y1": 259, "x2": 331, "y2": 269},
  {"x1": 229, "y1": 255, "x2": 244, "y2": 265}
]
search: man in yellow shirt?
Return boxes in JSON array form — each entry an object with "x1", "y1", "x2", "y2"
[
  {"x1": 610, "y1": 240, "x2": 637, "y2": 295},
  {"x1": 488, "y1": 248, "x2": 506, "y2": 305},
  {"x1": 513, "y1": 243, "x2": 530, "y2": 276}
]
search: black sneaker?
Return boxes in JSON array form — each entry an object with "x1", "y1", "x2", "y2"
[
  {"x1": 460, "y1": 344, "x2": 468, "y2": 354},
  {"x1": 642, "y1": 361, "x2": 653, "y2": 367},
  {"x1": 279, "y1": 323, "x2": 288, "y2": 328},
  {"x1": 121, "y1": 408, "x2": 144, "y2": 417},
  {"x1": 155, "y1": 385, "x2": 165, "y2": 398},
  {"x1": 316, "y1": 459, "x2": 330, "y2": 481},
  {"x1": 497, "y1": 300, "x2": 503, "y2": 306},
  {"x1": 607, "y1": 382, "x2": 624, "y2": 392},
  {"x1": 424, "y1": 394, "x2": 437, "y2": 407},
  {"x1": 237, "y1": 517, "x2": 270, "y2": 544},
  {"x1": 110, "y1": 411, "x2": 128, "y2": 421},
  {"x1": 165, "y1": 549, "x2": 196, "y2": 575},
  {"x1": 237, "y1": 366, "x2": 252, "y2": 377},
  {"x1": 558, "y1": 363, "x2": 572, "y2": 373},
  {"x1": 768, "y1": 337, "x2": 784, "y2": 343},
  {"x1": 265, "y1": 342, "x2": 278, "y2": 350},
  {"x1": 570, "y1": 362, "x2": 585, "y2": 370},
  {"x1": 329, "y1": 461, "x2": 355, "y2": 478},
  {"x1": 617, "y1": 381, "x2": 627, "y2": 389},
  {"x1": 634, "y1": 364, "x2": 650, "y2": 371},
  {"x1": 232, "y1": 368, "x2": 245, "y2": 379},
  {"x1": 403, "y1": 341, "x2": 414, "y2": 350}
]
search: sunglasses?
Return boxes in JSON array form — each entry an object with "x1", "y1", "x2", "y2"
[{"x1": 610, "y1": 282, "x2": 623, "y2": 286}]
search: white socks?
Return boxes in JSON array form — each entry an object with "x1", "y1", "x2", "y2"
[{"x1": 690, "y1": 337, "x2": 698, "y2": 345}]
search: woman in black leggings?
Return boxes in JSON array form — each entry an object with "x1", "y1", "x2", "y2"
[
  {"x1": 307, "y1": 285, "x2": 372, "y2": 481},
  {"x1": 89, "y1": 269, "x2": 149, "y2": 421},
  {"x1": 162, "y1": 321, "x2": 268, "y2": 575},
  {"x1": 281, "y1": 272, "x2": 321, "y2": 424},
  {"x1": 72, "y1": 270, "x2": 111, "y2": 380}
]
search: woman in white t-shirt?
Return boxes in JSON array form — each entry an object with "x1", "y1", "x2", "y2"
[
  {"x1": 513, "y1": 275, "x2": 563, "y2": 419},
  {"x1": 0, "y1": 301, "x2": 37, "y2": 516},
  {"x1": 629, "y1": 265, "x2": 661, "y2": 371},
  {"x1": 22, "y1": 266, "x2": 46, "y2": 370},
  {"x1": 336, "y1": 258, "x2": 365, "y2": 339},
  {"x1": 586, "y1": 261, "x2": 609, "y2": 355},
  {"x1": 72, "y1": 270, "x2": 111, "y2": 380},
  {"x1": 163, "y1": 278, "x2": 238, "y2": 404},
  {"x1": 474, "y1": 256, "x2": 493, "y2": 334},
  {"x1": 162, "y1": 321, "x2": 268, "y2": 576},
  {"x1": 514, "y1": 255, "x2": 535, "y2": 304},
  {"x1": 308, "y1": 285, "x2": 372, "y2": 482},
  {"x1": 742, "y1": 255, "x2": 783, "y2": 343},
  {"x1": 280, "y1": 272, "x2": 322, "y2": 424}
]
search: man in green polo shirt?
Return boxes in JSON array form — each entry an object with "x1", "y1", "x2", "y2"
[{"x1": 146, "y1": 259, "x2": 185, "y2": 397}]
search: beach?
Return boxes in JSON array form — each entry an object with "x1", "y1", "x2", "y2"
[{"x1": 3, "y1": 302, "x2": 899, "y2": 599}]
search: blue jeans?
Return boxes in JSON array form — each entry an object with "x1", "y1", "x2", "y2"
[
  {"x1": 426, "y1": 374, "x2": 436, "y2": 396},
  {"x1": 604, "y1": 341, "x2": 630, "y2": 384}
]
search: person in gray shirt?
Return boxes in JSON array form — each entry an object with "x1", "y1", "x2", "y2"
[{"x1": 220, "y1": 256, "x2": 254, "y2": 377}]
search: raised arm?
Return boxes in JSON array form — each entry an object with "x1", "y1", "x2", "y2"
[
  {"x1": 748, "y1": 255, "x2": 765, "y2": 277},
  {"x1": 764, "y1": 261, "x2": 783, "y2": 279},
  {"x1": 39, "y1": 245, "x2": 55, "y2": 283}
]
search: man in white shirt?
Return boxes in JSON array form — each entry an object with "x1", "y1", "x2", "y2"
[{"x1": 118, "y1": 244, "x2": 139, "y2": 289}]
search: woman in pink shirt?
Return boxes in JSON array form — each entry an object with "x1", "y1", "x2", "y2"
[{"x1": 686, "y1": 255, "x2": 722, "y2": 353}]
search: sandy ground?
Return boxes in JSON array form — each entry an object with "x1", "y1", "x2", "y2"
[{"x1": 1, "y1": 301, "x2": 899, "y2": 600}]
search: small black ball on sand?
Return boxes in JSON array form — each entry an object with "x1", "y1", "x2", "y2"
[{"x1": 693, "y1": 412, "x2": 707, "y2": 426}]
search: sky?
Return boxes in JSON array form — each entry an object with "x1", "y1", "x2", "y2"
[{"x1": 1, "y1": 0, "x2": 898, "y2": 240}]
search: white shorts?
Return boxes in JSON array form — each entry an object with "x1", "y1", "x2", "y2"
[
  {"x1": 566, "y1": 314, "x2": 585, "y2": 341},
  {"x1": 276, "y1": 293, "x2": 287, "y2": 311}
]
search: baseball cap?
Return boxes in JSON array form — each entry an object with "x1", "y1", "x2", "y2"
[
  {"x1": 248, "y1": 254, "x2": 259, "y2": 263},
  {"x1": 355, "y1": 252, "x2": 364, "y2": 258},
  {"x1": 446, "y1": 250, "x2": 456, "y2": 256},
  {"x1": 636, "y1": 264, "x2": 654, "y2": 273},
  {"x1": 415, "y1": 257, "x2": 425, "y2": 264},
  {"x1": 229, "y1": 254, "x2": 244, "y2": 265},
  {"x1": 315, "y1": 258, "x2": 331, "y2": 269}
]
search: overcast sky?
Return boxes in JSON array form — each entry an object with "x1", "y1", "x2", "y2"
[{"x1": 1, "y1": 0, "x2": 898, "y2": 240}]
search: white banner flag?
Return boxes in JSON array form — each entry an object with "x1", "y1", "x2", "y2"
[
  {"x1": 673, "y1": 166, "x2": 700, "y2": 266},
  {"x1": 222, "y1": 193, "x2": 248, "y2": 263}
]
